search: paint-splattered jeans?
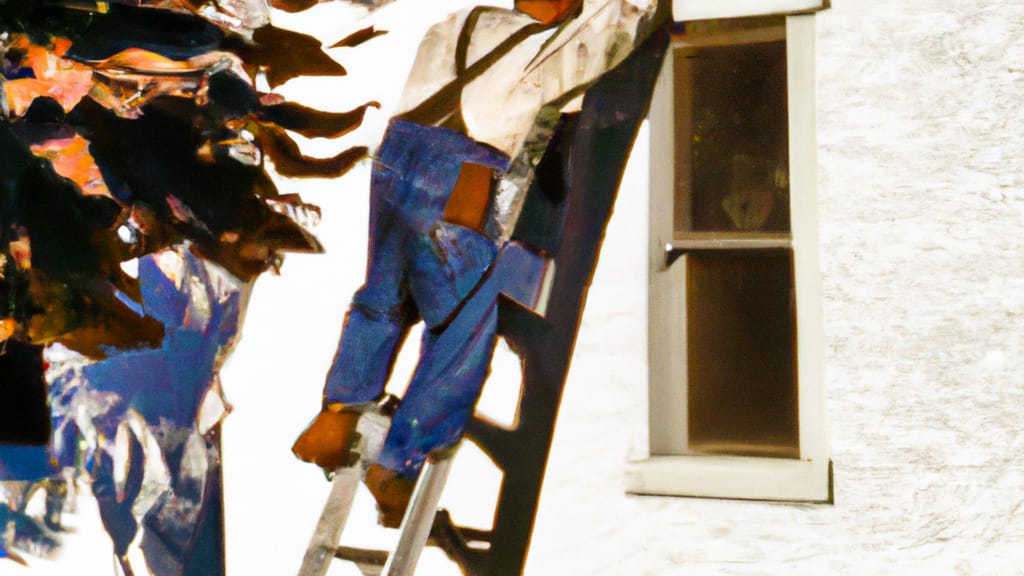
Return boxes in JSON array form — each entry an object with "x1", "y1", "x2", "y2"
[{"x1": 324, "y1": 120, "x2": 510, "y2": 476}]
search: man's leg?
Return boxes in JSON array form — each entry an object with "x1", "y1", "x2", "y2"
[
  {"x1": 293, "y1": 163, "x2": 417, "y2": 471},
  {"x1": 364, "y1": 267, "x2": 501, "y2": 526}
]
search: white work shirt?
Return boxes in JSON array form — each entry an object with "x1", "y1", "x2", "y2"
[{"x1": 394, "y1": 0, "x2": 651, "y2": 158}]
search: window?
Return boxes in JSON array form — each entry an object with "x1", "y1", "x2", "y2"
[{"x1": 626, "y1": 9, "x2": 830, "y2": 502}]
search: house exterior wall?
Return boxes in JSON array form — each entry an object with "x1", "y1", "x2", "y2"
[{"x1": 527, "y1": 0, "x2": 1024, "y2": 573}]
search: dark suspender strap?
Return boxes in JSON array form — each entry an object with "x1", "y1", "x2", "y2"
[
  {"x1": 437, "y1": 6, "x2": 486, "y2": 132},
  {"x1": 396, "y1": 10, "x2": 550, "y2": 127},
  {"x1": 454, "y1": 6, "x2": 485, "y2": 76}
]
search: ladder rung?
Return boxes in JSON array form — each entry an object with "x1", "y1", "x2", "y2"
[
  {"x1": 335, "y1": 546, "x2": 389, "y2": 565},
  {"x1": 432, "y1": 509, "x2": 493, "y2": 545}
]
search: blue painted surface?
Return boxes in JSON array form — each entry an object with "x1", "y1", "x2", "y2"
[
  {"x1": 0, "y1": 248, "x2": 244, "y2": 572},
  {"x1": 82, "y1": 253, "x2": 240, "y2": 428},
  {"x1": 78, "y1": 250, "x2": 239, "y2": 570},
  {"x1": 0, "y1": 444, "x2": 57, "y2": 482}
]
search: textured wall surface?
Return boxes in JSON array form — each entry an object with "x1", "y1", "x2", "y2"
[{"x1": 526, "y1": 1, "x2": 1024, "y2": 574}]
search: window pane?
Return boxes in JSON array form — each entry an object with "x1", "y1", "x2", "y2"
[
  {"x1": 673, "y1": 35, "x2": 790, "y2": 234},
  {"x1": 685, "y1": 251, "x2": 799, "y2": 458}
]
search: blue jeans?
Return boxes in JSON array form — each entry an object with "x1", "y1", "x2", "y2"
[{"x1": 324, "y1": 120, "x2": 512, "y2": 476}]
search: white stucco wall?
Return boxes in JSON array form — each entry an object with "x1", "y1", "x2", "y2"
[{"x1": 525, "y1": 0, "x2": 1024, "y2": 574}]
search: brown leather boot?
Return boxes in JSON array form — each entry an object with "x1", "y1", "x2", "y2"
[
  {"x1": 291, "y1": 404, "x2": 362, "y2": 472},
  {"x1": 364, "y1": 463, "x2": 417, "y2": 528}
]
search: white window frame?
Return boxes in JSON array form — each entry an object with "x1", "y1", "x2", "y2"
[
  {"x1": 674, "y1": 0, "x2": 829, "y2": 22},
  {"x1": 625, "y1": 13, "x2": 831, "y2": 502}
]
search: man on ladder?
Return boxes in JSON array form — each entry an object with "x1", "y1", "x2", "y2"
[{"x1": 292, "y1": 0, "x2": 662, "y2": 572}]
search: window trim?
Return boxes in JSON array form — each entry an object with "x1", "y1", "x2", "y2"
[
  {"x1": 674, "y1": 0, "x2": 830, "y2": 22},
  {"x1": 625, "y1": 13, "x2": 830, "y2": 503}
]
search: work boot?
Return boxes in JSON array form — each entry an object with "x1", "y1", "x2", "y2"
[
  {"x1": 364, "y1": 463, "x2": 416, "y2": 528},
  {"x1": 291, "y1": 404, "x2": 362, "y2": 472}
]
